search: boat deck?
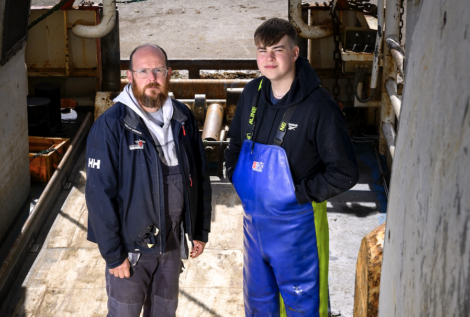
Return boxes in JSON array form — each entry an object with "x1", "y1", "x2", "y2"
[{"x1": 0, "y1": 142, "x2": 387, "y2": 317}]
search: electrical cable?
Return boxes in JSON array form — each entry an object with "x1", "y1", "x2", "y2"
[{"x1": 354, "y1": 65, "x2": 376, "y2": 103}]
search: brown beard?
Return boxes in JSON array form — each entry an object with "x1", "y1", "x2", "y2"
[{"x1": 132, "y1": 78, "x2": 169, "y2": 110}]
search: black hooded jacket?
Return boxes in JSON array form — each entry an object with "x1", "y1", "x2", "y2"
[{"x1": 225, "y1": 57, "x2": 359, "y2": 204}]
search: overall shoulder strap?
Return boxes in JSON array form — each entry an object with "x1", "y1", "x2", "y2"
[
  {"x1": 273, "y1": 105, "x2": 298, "y2": 147},
  {"x1": 246, "y1": 79, "x2": 263, "y2": 140}
]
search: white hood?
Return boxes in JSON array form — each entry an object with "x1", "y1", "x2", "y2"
[{"x1": 114, "y1": 84, "x2": 178, "y2": 166}]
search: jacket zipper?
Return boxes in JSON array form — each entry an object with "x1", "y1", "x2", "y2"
[
  {"x1": 177, "y1": 122, "x2": 193, "y2": 240},
  {"x1": 121, "y1": 122, "x2": 163, "y2": 254}
]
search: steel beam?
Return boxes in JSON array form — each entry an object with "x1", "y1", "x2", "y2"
[
  {"x1": 0, "y1": 113, "x2": 92, "y2": 302},
  {"x1": 121, "y1": 78, "x2": 251, "y2": 99},
  {"x1": 194, "y1": 94, "x2": 206, "y2": 128},
  {"x1": 226, "y1": 88, "x2": 243, "y2": 124},
  {"x1": 120, "y1": 59, "x2": 258, "y2": 76}
]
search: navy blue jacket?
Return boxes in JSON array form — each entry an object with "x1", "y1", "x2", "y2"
[
  {"x1": 85, "y1": 100, "x2": 211, "y2": 269},
  {"x1": 225, "y1": 57, "x2": 359, "y2": 204}
]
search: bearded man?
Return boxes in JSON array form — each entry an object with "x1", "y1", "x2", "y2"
[{"x1": 85, "y1": 44, "x2": 212, "y2": 317}]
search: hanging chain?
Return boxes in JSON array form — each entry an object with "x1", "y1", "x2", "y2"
[
  {"x1": 322, "y1": 0, "x2": 378, "y2": 103},
  {"x1": 330, "y1": 9, "x2": 342, "y2": 99},
  {"x1": 399, "y1": 0, "x2": 405, "y2": 44}
]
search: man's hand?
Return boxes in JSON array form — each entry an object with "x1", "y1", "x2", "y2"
[
  {"x1": 109, "y1": 258, "x2": 131, "y2": 278},
  {"x1": 190, "y1": 240, "x2": 206, "y2": 258}
]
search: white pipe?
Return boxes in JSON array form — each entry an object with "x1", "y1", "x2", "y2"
[
  {"x1": 385, "y1": 78, "x2": 402, "y2": 119},
  {"x1": 382, "y1": 122, "x2": 396, "y2": 158},
  {"x1": 289, "y1": 0, "x2": 333, "y2": 39},
  {"x1": 370, "y1": 0, "x2": 384, "y2": 89},
  {"x1": 72, "y1": 0, "x2": 116, "y2": 39},
  {"x1": 386, "y1": 36, "x2": 405, "y2": 79}
]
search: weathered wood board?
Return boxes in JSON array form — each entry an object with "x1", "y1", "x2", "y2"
[{"x1": 353, "y1": 222, "x2": 386, "y2": 317}]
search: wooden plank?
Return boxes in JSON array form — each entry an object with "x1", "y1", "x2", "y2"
[
  {"x1": 353, "y1": 223, "x2": 385, "y2": 317},
  {"x1": 47, "y1": 186, "x2": 88, "y2": 249},
  {"x1": 34, "y1": 287, "x2": 107, "y2": 317}
]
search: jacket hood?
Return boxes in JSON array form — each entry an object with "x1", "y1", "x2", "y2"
[{"x1": 260, "y1": 57, "x2": 322, "y2": 109}]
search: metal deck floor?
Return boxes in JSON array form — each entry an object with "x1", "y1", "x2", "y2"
[{"x1": 0, "y1": 142, "x2": 386, "y2": 317}]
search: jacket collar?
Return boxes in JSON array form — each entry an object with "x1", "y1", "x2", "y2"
[
  {"x1": 119, "y1": 100, "x2": 188, "y2": 138},
  {"x1": 171, "y1": 101, "x2": 188, "y2": 123}
]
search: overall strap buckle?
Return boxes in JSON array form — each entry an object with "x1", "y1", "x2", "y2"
[{"x1": 273, "y1": 105, "x2": 298, "y2": 147}]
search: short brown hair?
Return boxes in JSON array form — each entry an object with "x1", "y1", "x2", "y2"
[{"x1": 254, "y1": 18, "x2": 297, "y2": 48}]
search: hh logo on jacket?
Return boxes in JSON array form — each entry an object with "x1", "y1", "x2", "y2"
[
  {"x1": 88, "y1": 158, "x2": 101, "y2": 169},
  {"x1": 252, "y1": 161, "x2": 264, "y2": 172}
]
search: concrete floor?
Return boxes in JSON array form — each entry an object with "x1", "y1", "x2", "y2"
[
  {"x1": 0, "y1": 141, "x2": 386, "y2": 317},
  {"x1": 31, "y1": 0, "x2": 288, "y2": 60}
]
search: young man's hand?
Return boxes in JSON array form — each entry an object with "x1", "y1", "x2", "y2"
[
  {"x1": 190, "y1": 240, "x2": 206, "y2": 258},
  {"x1": 109, "y1": 258, "x2": 131, "y2": 278}
]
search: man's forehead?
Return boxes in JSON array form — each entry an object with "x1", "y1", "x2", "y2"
[{"x1": 132, "y1": 46, "x2": 166, "y2": 67}]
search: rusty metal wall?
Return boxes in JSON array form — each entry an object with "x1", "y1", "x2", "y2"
[
  {"x1": 378, "y1": 1, "x2": 470, "y2": 316},
  {"x1": 26, "y1": 7, "x2": 99, "y2": 77},
  {"x1": 0, "y1": 46, "x2": 31, "y2": 243}
]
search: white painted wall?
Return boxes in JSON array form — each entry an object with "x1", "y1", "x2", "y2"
[
  {"x1": 378, "y1": 1, "x2": 470, "y2": 316},
  {"x1": 0, "y1": 47, "x2": 30, "y2": 242}
]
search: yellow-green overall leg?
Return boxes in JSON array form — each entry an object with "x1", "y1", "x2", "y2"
[{"x1": 280, "y1": 201, "x2": 329, "y2": 317}]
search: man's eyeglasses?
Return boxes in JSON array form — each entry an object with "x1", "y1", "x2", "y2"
[{"x1": 131, "y1": 68, "x2": 168, "y2": 79}]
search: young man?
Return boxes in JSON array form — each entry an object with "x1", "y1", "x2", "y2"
[
  {"x1": 86, "y1": 44, "x2": 211, "y2": 317},
  {"x1": 225, "y1": 18, "x2": 359, "y2": 317}
]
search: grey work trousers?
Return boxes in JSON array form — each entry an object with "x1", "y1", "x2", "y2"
[
  {"x1": 106, "y1": 171, "x2": 184, "y2": 317},
  {"x1": 106, "y1": 250, "x2": 181, "y2": 317}
]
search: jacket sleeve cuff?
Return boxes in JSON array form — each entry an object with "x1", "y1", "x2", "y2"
[
  {"x1": 105, "y1": 251, "x2": 128, "y2": 269},
  {"x1": 193, "y1": 230, "x2": 209, "y2": 243}
]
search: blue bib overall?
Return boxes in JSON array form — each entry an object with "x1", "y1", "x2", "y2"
[{"x1": 232, "y1": 83, "x2": 321, "y2": 317}]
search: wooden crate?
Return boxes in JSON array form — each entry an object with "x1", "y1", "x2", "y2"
[{"x1": 29, "y1": 136, "x2": 70, "y2": 183}]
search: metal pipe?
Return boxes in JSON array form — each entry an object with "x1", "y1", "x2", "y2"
[
  {"x1": 72, "y1": 0, "x2": 116, "y2": 39},
  {"x1": 382, "y1": 122, "x2": 396, "y2": 159},
  {"x1": 385, "y1": 78, "x2": 402, "y2": 119},
  {"x1": 0, "y1": 113, "x2": 92, "y2": 298},
  {"x1": 354, "y1": 100, "x2": 382, "y2": 108},
  {"x1": 379, "y1": 0, "x2": 400, "y2": 155},
  {"x1": 203, "y1": 140, "x2": 230, "y2": 146},
  {"x1": 288, "y1": 0, "x2": 333, "y2": 39},
  {"x1": 201, "y1": 104, "x2": 224, "y2": 141},
  {"x1": 370, "y1": 0, "x2": 384, "y2": 89},
  {"x1": 386, "y1": 36, "x2": 405, "y2": 79},
  {"x1": 101, "y1": 10, "x2": 121, "y2": 91},
  {"x1": 177, "y1": 99, "x2": 225, "y2": 107}
]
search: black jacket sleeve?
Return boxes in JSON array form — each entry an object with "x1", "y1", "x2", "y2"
[
  {"x1": 85, "y1": 117, "x2": 128, "y2": 269},
  {"x1": 224, "y1": 90, "x2": 246, "y2": 182},
  {"x1": 295, "y1": 98, "x2": 359, "y2": 203},
  {"x1": 188, "y1": 110, "x2": 212, "y2": 243}
]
